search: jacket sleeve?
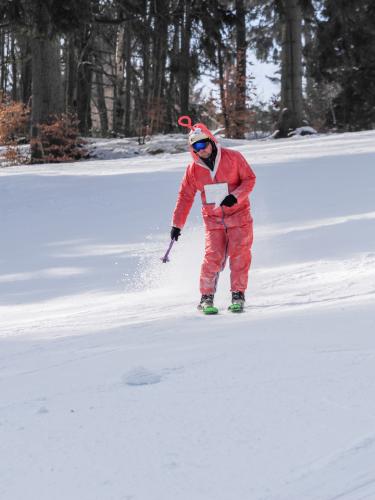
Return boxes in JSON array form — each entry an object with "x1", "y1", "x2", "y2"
[
  {"x1": 231, "y1": 151, "x2": 256, "y2": 204},
  {"x1": 172, "y1": 165, "x2": 197, "y2": 229}
]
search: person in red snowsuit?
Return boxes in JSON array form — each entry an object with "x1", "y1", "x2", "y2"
[{"x1": 170, "y1": 117, "x2": 256, "y2": 311}]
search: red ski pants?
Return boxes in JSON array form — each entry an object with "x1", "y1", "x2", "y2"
[{"x1": 200, "y1": 224, "x2": 253, "y2": 295}]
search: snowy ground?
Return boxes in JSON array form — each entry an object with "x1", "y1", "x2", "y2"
[{"x1": 1, "y1": 130, "x2": 375, "y2": 500}]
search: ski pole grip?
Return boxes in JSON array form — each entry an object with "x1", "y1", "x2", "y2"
[{"x1": 178, "y1": 116, "x2": 192, "y2": 129}]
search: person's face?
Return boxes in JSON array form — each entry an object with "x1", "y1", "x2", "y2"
[{"x1": 194, "y1": 141, "x2": 212, "y2": 159}]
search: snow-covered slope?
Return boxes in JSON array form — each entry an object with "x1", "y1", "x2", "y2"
[{"x1": 1, "y1": 131, "x2": 375, "y2": 500}]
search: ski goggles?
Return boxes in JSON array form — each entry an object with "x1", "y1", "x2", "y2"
[{"x1": 192, "y1": 138, "x2": 210, "y2": 152}]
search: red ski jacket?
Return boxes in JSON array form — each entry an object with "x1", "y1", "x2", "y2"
[{"x1": 172, "y1": 140, "x2": 256, "y2": 231}]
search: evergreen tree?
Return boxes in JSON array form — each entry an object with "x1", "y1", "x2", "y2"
[
  {"x1": 251, "y1": 0, "x2": 315, "y2": 137},
  {"x1": 310, "y1": 0, "x2": 375, "y2": 130}
]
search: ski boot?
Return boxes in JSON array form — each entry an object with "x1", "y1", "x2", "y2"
[
  {"x1": 228, "y1": 291, "x2": 245, "y2": 313},
  {"x1": 198, "y1": 294, "x2": 218, "y2": 315}
]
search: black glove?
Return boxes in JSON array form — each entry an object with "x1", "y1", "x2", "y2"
[
  {"x1": 220, "y1": 194, "x2": 237, "y2": 207},
  {"x1": 170, "y1": 226, "x2": 181, "y2": 241}
]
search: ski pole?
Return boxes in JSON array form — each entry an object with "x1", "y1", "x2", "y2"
[{"x1": 161, "y1": 239, "x2": 175, "y2": 263}]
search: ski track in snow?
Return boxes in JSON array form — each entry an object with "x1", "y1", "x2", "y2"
[
  {"x1": 1, "y1": 130, "x2": 375, "y2": 500},
  {"x1": 271, "y1": 434, "x2": 375, "y2": 500}
]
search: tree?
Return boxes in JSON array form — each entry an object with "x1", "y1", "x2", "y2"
[
  {"x1": 29, "y1": 39, "x2": 63, "y2": 147},
  {"x1": 179, "y1": 0, "x2": 193, "y2": 116},
  {"x1": 310, "y1": 0, "x2": 375, "y2": 130},
  {"x1": 233, "y1": 0, "x2": 248, "y2": 138},
  {"x1": 149, "y1": 0, "x2": 169, "y2": 133},
  {"x1": 276, "y1": 0, "x2": 304, "y2": 136},
  {"x1": 27, "y1": 2, "x2": 65, "y2": 157},
  {"x1": 0, "y1": 0, "x2": 93, "y2": 157},
  {"x1": 251, "y1": 0, "x2": 314, "y2": 137},
  {"x1": 197, "y1": 0, "x2": 251, "y2": 137}
]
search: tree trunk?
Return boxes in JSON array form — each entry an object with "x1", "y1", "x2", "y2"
[
  {"x1": 150, "y1": 0, "x2": 169, "y2": 134},
  {"x1": 124, "y1": 24, "x2": 132, "y2": 136},
  {"x1": 65, "y1": 34, "x2": 77, "y2": 113},
  {"x1": 17, "y1": 34, "x2": 32, "y2": 105},
  {"x1": 113, "y1": 24, "x2": 126, "y2": 134},
  {"x1": 92, "y1": 33, "x2": 113, "y2": 133},
  {"x1": 30, "y1": 36, "x2": 64, "y2": 159},
  {"x1": 179, "y1": 0, "x2": 192, "y2": 116},
  {"x1": 303, "y1": 18, "x2": 314, "y2": 103},
  {"x1": 165, "y1": 15, "x2": 180, "y2": 131},
  {"x1": 217, "y1": 44, "x2": 230, "y2": 133},
  {"x1": 0, "y1": 29, "x2": 5, "y2": 96},
  {"x1": 233, "y1": 0, "x2": 247, "y2": 139},
  {"x1": 278, "y1": 0, "x2": 303, "y2": 137},
  {"x1": 141, "y1": 3, "x2": 151, "y2": 130},
  {"x1": 94, "y1": 62, "x2": 109, "y2": 136},
  {"x1": 77, "y1": 57, "x2": 92, "y2": 135},
  {"x1": 11, "y1": 32, "x2": 18, "y2": 101},
  {"x1": 76, "y1": 29, "x2": 93, "y2": 136}
]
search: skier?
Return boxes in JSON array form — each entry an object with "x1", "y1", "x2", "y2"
[{"x1": 170, "y1": 116, "x2": 256, "y2": 314}]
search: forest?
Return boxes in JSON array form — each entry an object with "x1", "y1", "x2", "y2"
[{"x1": 0, "y1": 0, "x2": 374, "y2": 162}]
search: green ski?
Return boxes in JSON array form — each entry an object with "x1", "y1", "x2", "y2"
[
  {"x1": 202, "y1": 305, "x2": 219, "y2": 315},
  {"x1": 228, "y1": 303, "x2": 244, "y2": 313}
]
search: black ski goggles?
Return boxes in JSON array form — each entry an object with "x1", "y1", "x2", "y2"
[{"x1": 192, "y1": 138, "x2": 210, "y2": 152}]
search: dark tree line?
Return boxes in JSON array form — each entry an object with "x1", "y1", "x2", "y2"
[{"x1": 0, "y1": 0, "x2": 374, "y2": 156}]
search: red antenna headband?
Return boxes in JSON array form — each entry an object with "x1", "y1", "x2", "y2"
[{"x1": 178, "y1": 116, "x2": 193, "y2": 130}]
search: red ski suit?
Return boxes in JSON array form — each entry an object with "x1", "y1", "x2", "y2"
[{"x1": 172, "y1": 134, "x2": 256, "y2": 295}]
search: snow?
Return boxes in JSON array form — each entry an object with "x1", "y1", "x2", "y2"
[
  {"x1": 86, "y1": 134, "x2": 188, "y2": 160},
  {"x1": 1, "y1": 130, "x2": 375, "y2": 500},
  {"x1": 86, "y1": 132, "x2": 250, "y2": 161},
  {"x1": 289, "y1": 126, "x2": 318, "y2": 136}
]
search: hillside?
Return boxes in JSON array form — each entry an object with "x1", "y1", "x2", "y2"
[{"x1": 1, "y1": 131, "x2": 375, "y2": 500}]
